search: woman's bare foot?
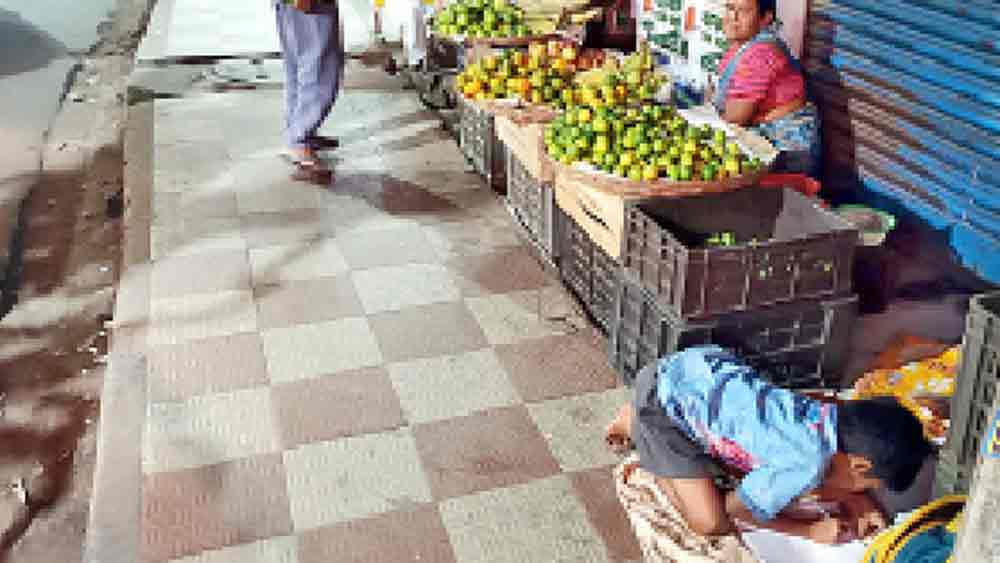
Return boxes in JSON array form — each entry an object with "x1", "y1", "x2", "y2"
[{"x1": 605, "y1": 403, "x2": 634, "y2": 454}]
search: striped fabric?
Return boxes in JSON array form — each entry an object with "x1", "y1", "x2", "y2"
[{"x1": 718, "y1": 42, "x2": 806, "y2": 122}]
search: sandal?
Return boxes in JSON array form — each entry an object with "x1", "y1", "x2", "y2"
[
  {"x1": 306, "y1": 135, "x2": 340, "y2": 150},
  {"x1": 291, "y1": 159, "x2": 333, "y2": 185}
]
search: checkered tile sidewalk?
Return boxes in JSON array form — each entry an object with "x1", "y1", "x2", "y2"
[{"x1": 140, "y1": 86, "x2": 641, "y2": 563}]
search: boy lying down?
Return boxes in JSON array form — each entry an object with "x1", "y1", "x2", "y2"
[{"x1": 605, "y1": 346, "x2": 934, "y2": 547}]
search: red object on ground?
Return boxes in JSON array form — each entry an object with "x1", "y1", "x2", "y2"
[{"x1": 759, "y1": 173, "x2": 821, "y2": 198}]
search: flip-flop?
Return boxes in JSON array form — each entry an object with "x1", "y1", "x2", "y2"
[
  {"x1": 306, "y1": 136, "x2": 340, "y2": 150},
  {"x1": 290, "y1": 159, "x2": 333, "y2": 185}
]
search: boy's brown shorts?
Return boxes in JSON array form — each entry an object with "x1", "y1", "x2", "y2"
[{"x1": 632, "y1": 363, "x2": 722, "y2": 480}]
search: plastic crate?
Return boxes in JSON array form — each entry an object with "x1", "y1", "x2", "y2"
[
  {"x1": 938, "y1": 291, "x2": 1000, "y2": 494},
  {"x1": 622, "y1": 187, "x2": 857, "y2": 320},
  {"x1": 609, "y1": 270, "x2": 857, "y2": 387},
  {"x1": 558, "y1": 207, "x2": 619, "y2": 333},
  {"x1": 458, "y1": 99, "x2": 506, "y2": 194},
  {"x1": 507, "y1": 151, "x2": 556, "y2": 260}
]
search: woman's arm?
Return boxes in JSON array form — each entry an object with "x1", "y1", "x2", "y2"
[{"x1": 723, "y1": 98, "x2": 758, "y2": 126}]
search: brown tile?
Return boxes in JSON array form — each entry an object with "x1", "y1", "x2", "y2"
[
  {"x1": 141, "y1": 454, "x2": 292, "y2": 563},
  {"x1": 271, "y1": 367, "x2": 405, "y2": 448},
  {"x1": 298, "y1": 504, "x2": 457, "y2": 563},
  {"x1": 147, "y1": 333, "x2": 269, "y2": 402},
  {"x1": 239, "y1": 208, "x2": 326, "y2": 248},
  {"x1": 412, "y1": 405, "x2": 560, "y2": 500},
  {"x1": 150, "y1": 249, "x2": 250, "y2": 298},
  {"x1": 368, "y1": 302, "x2": 488, "y2": 362},
  {"x1": 447, "y1": 247, "x2": 551, "y2": 296},
  {"x1": 570, "y1": 466, "x2": 643, "y2": 563},
  {"x1": 253, "y1": 276, "x2": 364, "y2": 330},
  {"x1": 335, "y1": 225, "x2": 441, "y2": 269},
  {"x1": 495, "y1": 333, "x2": 620, "y2": 402}
]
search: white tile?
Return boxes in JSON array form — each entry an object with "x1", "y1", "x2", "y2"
[
  {"x1": 527, "y1": 388, "x2": 631, "y2": 472},
  {"x1": 283, "y1": 429, "x2": 433, "y2": 531},
  {"x1": 148, "y1": 290, "x2": 258, "y2": 346},
  {"x1": 144, "y1": 386, "x2": 280, "y2": 474},
  {"x1": 262, "y1": 318, "x2": 383, "y2": 383},
  {"x1": 352, "y1": 264, "x2": 461, "y2": 314},
  {"x1": 233, "y1": 159, "x2": 324, "y2": 215},
  {"x1": 169, "y1": 537, "x2": 299, "y2": 563},
  {"x1": 321, "y1": 194, "x2": 419, "y2": 234},
  {"x1": 388, "y1": 349, "x2": 521, "y2": 424},
  {"x1": 464, "y1": 290, "x2": 569, "y2": 345},
  {"x1": 440, "y1": 475, "x2": 610, "y2": 563},
  {"x1": 249, "y1": 239, "x2": 349, "y2": 285}
]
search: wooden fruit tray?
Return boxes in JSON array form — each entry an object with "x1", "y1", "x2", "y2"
[{"x1": 550, "y1": 158, "x2": 769, "y2": 199}]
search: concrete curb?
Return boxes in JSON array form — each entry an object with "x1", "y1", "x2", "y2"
[
  {"x1": 83, "y1": 354, "x2": 146, "y2": 563},
  {"x1": 83, "y1": 35, "x2": 156, "y2": 561}
]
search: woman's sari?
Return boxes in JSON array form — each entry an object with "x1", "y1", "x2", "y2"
[{"x1": 713, "y1": 29, "x2": 821, "y2": 176}]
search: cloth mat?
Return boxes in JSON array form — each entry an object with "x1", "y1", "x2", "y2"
[{"x1": 614, "y1": 454, "x2": 758, "y2": 563}]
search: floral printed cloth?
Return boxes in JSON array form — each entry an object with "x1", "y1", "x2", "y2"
[
  {"x1": 750, "y1": 102, "x2": 821, "y2": 175},
  {"x1": 615, "y1": 453, "x2": 759, "y2": 563}
]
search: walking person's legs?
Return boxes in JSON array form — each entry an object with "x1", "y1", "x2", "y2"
[
  {"x1": 285, "y1": 5, "x2": 342, "y2": 151},
  {"x1": 276, "y1": 3, "x2": 342, "y2": 181},
  {"x1": 275, "y1": 3, "x2": 300, "y2": 144}
]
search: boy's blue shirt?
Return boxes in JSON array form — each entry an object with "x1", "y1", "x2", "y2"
[{"x1": 656, "y1": 346, "x2": 838, "y2": 522}]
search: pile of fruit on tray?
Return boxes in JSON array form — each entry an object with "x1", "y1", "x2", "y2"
[
  {"x1": 546, "y1": 109, "x2": 762, "y2": 182},
  {"x1": 454, "y1": 41, "x2": 607, "y2": 104},
  {"x1": 542, "y1": 48, "x2": 762, "y2": 182},
  {"x1": 434, "y1": 0, "x2": 528, "y2": 39}
]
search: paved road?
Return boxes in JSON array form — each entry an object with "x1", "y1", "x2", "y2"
[{"x1": 0, "y1": 1, "x2": 117, "y2": 297}]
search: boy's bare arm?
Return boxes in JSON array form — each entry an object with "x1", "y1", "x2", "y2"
[{"x1": 724, "y1": 491, "x2": 845, "y2": 544}]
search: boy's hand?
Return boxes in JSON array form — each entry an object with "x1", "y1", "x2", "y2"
[
  {"x1": 293, "y1": 0, "x2": 316, "y2": 11},
  {"x1": 839, "y1": 494, "x2": 887, "y2": 539},
  {"x1": 807, "y1": 516, "x2": 847, "y2": 545}
]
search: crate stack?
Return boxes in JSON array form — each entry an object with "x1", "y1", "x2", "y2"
[
  {"x1": 553, "y1": 165, "x2": 637, "y2": 333},
  {"x1": 496, "y1": 109, "x2": 559, "y2": 264},
  {"x1": 608, "y1": 187, "x2": 860, "y2": 388},
  {"x1": 935, "y1": 291, "x2": 1000, "y2": 496},
  {"x1": 458, "y1": 97, "x2": 507, "y2": 194}
]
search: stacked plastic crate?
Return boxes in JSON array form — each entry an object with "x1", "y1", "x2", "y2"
[{"x1": 608, "y1": 187, "x2": 860, "y2": 388}]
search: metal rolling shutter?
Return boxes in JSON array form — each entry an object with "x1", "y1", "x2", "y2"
[{"x1": 804, "y1": 0, "x2": 1000, "y2": 282}]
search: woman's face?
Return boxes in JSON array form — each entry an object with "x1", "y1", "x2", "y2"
[{"x1": 723, "y1": 0, "x2": 771, "y2": 42}]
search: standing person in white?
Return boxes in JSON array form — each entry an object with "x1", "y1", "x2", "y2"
[
  {"x1": 275, "y1": 0, "x2": 345, "y2": 183},
  {"x1": 404, "y1": 0, "x2": 429, "y2": 69}
]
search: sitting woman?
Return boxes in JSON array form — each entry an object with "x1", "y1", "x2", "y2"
[{"x1": 714, "y1": 0, "x2": 820, "y2": 175}]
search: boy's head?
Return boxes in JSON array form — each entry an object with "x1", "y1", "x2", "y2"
[{"x1": 824, "y1": 397, "x2": 934, "y2": 495}]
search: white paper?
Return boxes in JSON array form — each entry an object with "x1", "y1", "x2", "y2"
[
  {"x1": 740, "y1": 528, "x2": 868, "y2": 563},
  {"x1": 677, "y1": 104, "x2": 780, "y2": 166}
]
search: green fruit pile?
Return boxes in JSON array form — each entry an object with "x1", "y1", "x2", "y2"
[
  {"x1": 434, "y1": 0, "x2": 527, "y2": 39},
  {"x1": 544, "y1": 104, "x2": 762, "y2": 182}
]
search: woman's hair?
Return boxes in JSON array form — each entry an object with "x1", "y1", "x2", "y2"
[
  {"x1": 757, "y1": 0, "x2": 777, "y2": 18},
  {"x1": 837, "y1": 397, "x2": 935, "y2": 492}
]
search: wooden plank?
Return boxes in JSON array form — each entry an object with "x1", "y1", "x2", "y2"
[
  {"x1": 555, "y1": 165, "x2": 631, "y2": 259},
  {"x1": 496, "y1": 115, "x2": 555, "y2": 183},
  {"x1": 552, "y1": 159, "x2": 766, "y2": 199}
]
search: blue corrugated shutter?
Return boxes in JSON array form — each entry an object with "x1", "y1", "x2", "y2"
[{"x1": 805, "y1": 0, "x2": 1000, "y2": 282}]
